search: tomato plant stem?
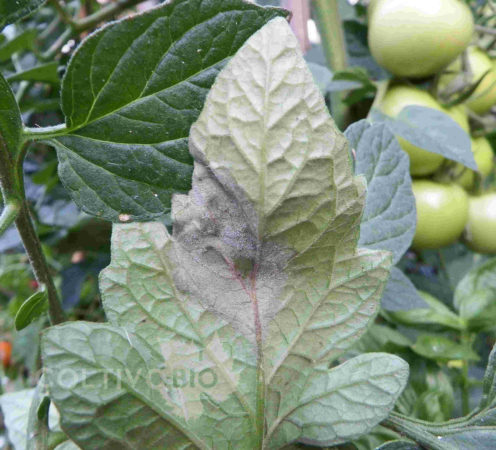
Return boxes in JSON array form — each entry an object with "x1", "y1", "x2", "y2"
[
  {"x1": 48, "y1": 0, "x2": 74, "y2": 26},
  {"x1": 460, "y1": 331, "x2": 474, "y2": 417},
  {"x1": 383, "y1": 412, "x2": 446, "y2": 450},
  {"x1": 73, "y1": 0, "x2": 144, "y2": 32},
  {"x1": 15, "y1": 201, "x2": 66, "y2": 325},
  {"x1": 312, "y1": 0, "x2": 349, "y2": 129},
  {"x1": 0, "y1": 134, "x2": 66, "y2": 325}
]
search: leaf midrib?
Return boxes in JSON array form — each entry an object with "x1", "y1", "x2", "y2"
[
  {"x1": 266, "y1": 250, "x2": 386, "y2": 384},
  {"x1": 265, "y1": 361, "x2": 402, "y2": 442},
  {"x1": 146, "y1": 227, "x2": 258, "y2": 430}
]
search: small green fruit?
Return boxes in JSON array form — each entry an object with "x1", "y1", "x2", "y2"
[
  {"x1": 368, "y1": 0, "x2": 474, "y2": 78},
  {"x1": 465, "y1": 193, "x2": 496, "y2": 253},
  {"x1": 412, "y1": 181, "x2": 469, "y2": 249}
]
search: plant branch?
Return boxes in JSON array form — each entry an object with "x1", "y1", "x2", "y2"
[
  {"x1": 15, "y1": 201, "x2": 66, "y2": 325},
  {"x1": 1, "y1": 133, "x2": 66, "y2": 324},
  {"x1": 73, "y1": 0, "x2": 144, "y2": 32},
  {"x1": 49, "y1": 0, "x2": 74, "y2": 26},
  {"x1": 40, "y1": 28, "x2": 73, "y2": 61},
  {"x1": 312, "y1": 0, "x2": 349, "y2": 129},
  {"x1": 382, "y1": 412, "x2": 446, "y2": 450},
  {"x1": 0, "y1": 139, "x2": 21, "y2": 235},
  {"x1": 475, "y1": 24, "x2": 496, "y2": 36}
]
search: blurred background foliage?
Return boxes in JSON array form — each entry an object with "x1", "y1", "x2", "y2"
[{"x1": 1, "y1": 0, "x2": 496, "y2": 448}]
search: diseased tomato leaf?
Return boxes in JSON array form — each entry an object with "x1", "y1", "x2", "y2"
[
  {"x1": 50, "y1": 0, "x2": 289, "y2": 222},
  {"x1": 42, "y1": 18, "x2": 408, "y2": 449}
]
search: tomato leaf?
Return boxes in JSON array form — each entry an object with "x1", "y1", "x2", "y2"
[
  {"x1": 42, "y1": 19, "x2": 407, "y2": 449},
  {"x1": 0, "y1": 389, "x2": 36, "y2": 450},
  {"x1": 371, "y1": 106, "x2": 476, "y2": 170},
  {"x1": 0, "y1": 29, "x2": 37, "y2": 62},
  {"x1": 480, "y1": 342, "x2": 496, "y2": 410},
  {"x1": 454, "y1": 257, "x2": 496, "y2": 309},
  {"x1": 412, "y1": 334, "x2": 479, "y2": 362},
  {"x1": 381, "y1": 267, "x2": 429, "y2": 311},
  {"x1": 0, "y1": 0, "x2": 46, "y2": 30},
  {"x1": 15, "y1": 291, "x2": 48, "y2": 331},
  {"x1": 345, "y1": 121, "x2": 421, "y2": 311},
  {"x1": 387, "y1": 290, "x2": 463, "y2": 329},
  {"x1": 6, "y1": 62, "x2": 59, "y2": 84},
  {"x1": 0, "y1": 72, "x2": 22, "y2": 156},
  {"x1": 50, "y1": 0, "x2": 288, "y2": 222},
  {"x1": 346, "y1": 120, "x2": 416, "y2": 264}
]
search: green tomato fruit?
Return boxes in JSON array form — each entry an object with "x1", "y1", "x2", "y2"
[
  {"x1": 368, "y1": 0, "x2": 474, "y2": 78},
  {"x1": 444, "y1": 104, "x2": 470, "y2": 132},
  {"x1": 380, "y1": 86, "x2": 445, "y2": 176},
  {"x1": 465, "y1": 193, "x2": 496, "y2": 253},
  {"x1": 441, "y1": 47, "x2": 496, "y2": 115},
  {"x1": 454, "y1": 137, "x2": 494, "y2": 190},
  {"x1": 412, "y1": 181, "x2": 469, "y2": 249}
]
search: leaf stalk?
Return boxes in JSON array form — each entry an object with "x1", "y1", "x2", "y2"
[
  {"x1": 312, "y1": 0, "x2": 349, "y2": 129},
  {"x1": 0, "y1": 135, "x2": 66, "y2": 325}
]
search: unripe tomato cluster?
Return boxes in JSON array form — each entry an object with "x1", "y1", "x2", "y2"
[{"x1": 368, "y1": 0, "x2": 496, "y2": 252}]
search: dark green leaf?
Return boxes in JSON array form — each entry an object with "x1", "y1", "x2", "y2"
[
  {"x1": 7, "y1": 62, "x2": 59, "y2": 84},
  {"x1": 15, "y1": 291, "x2": 48, "y2": 331},
  {"x1": 0, "y1": 72, "x2": 22, "y2": 156},
  {"x1": 342, "y1": 20, "x2": 387, "y2": 80},
  {"x1": 0, "y1": 29, "x2": 37, "y2": 62},
  {"x1": 52, "y1": 0, "x2": 288, "y2": 222},
  {"x1": 411, "y1": 334, "x2": 479, "y2": 362},
  {"x1": 36, "y1": 396, "x2": 50, "y2": 422},
  {"x1": 371, "y1": 106, "x2": 476, "y2": 170},
  {"x1": 0, "y1": 0, "x2": 46, "y2": 30}
]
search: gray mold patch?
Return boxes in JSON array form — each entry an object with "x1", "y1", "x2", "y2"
[{"x1": 169, "y1": 159, "x2": 294, "y2": 346}]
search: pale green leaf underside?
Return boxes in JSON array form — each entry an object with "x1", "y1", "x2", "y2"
[
  {"x1": 52, "y1": 0, "x2": 288, "y2": 222},
  {"x1": 43, "y1": 18, "x2": 405, "y2": 449}
]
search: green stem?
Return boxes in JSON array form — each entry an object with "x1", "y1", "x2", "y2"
[
  {"x1": 23, "y1": 124, "x2": 68, "y2": 141},
  {"x1": 312, "y1": 0, "x2": 349, "y2": 129},
  {"x1": 383, "y1": 412, "x2": 446, "y2": 450},
  {"x1": 461, "y1": 359, "x2": 470, "y2": 416},
  {"x1": 40, "y1": 27, "x2": 73, "y2": 61},
  {"x1": 367, "y1": 79, "x2": 389, "y2": 119},
  {"x1": 460, "y1": 331, "x2": 475, "y2": 417},
  {"x1": 0, "y1": 134, "x2": 66, "y2": 325},
  {"x1": 15, "y1": 201, "x2": 66, "y2": 325},
  {"x1": 49, "y1": 0, "x2": 74, "y2": 26},
  {"x1": 475, "y1": 24, "x2": 496, "y2": 36},
  {"x1": 73, "y1": 0, "x2": 144, "y2": 32},
  {"x1": 0, "y1": 138, "x2": 21, "y2": 235},
  {"x1": 437, "y1": 250, "x2": 453, "y2": 294}
]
